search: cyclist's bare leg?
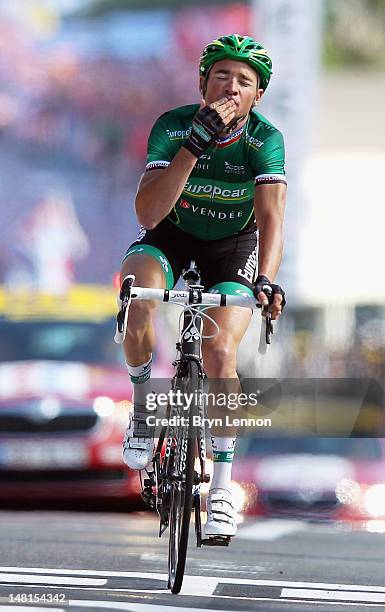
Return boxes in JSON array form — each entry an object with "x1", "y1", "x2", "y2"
[
  {"x1": 120, "y1": 253, "x2": 166, "y2": 470},
  {"x1": 202, "y1": 306, "x2": 252, "y2": 537},
  {"x1": 120, "y1": 254, "x2": 166, "y2": 365},
  {"x1": 202, "y1": 305, "x2": 251, "y2": 435},
  {"x1": 202, "y1": 306, "x2": 251, "y2": 377}
]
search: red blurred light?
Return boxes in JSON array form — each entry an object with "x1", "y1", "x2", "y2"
[{"x1": 112, "y1": 272, "x2": 121, "y2": 290}]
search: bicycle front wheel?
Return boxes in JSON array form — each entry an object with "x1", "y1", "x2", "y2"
[{"x1": 168, "y1": 359, "x2": 200, "y2": 594}]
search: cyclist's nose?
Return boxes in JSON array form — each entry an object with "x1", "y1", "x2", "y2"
[{"x1": 224, "y1": 79, "x2": 239, "y2": 98}]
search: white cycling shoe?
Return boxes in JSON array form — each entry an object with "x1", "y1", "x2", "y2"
[
  {"x1": 203, "y1": 488, "x2": 237, "y2": 538},
  {"x1": 122, "y1": 411, "x2": 154, "y2": 471}
]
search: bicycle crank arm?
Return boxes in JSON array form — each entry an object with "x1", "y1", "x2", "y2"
[{"x1": 193, "y1": 472, "x2": 210, "y2": 485}]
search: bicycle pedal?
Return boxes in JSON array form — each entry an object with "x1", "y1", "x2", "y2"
[
  {"x1": 144, "y1": 474, "x2": 156, "y2": 488},
  {"x1": 140, "y1": 487, "x2": 156, "y2": 510},
  {"x1": 201, "y1": 536, "x2": 231, "y2": 547}
]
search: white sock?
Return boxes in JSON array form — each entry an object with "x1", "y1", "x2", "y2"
[
  {"x1": 126, "y1": 356, "x2": 152, "y2": 412},
  {"x1": 210, "y1": 436, "x2": 236, "y2": 492}
]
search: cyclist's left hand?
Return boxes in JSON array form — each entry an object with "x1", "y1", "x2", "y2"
[{"x1": 253, "y1": 275, "x2": 286, "y2": 320}]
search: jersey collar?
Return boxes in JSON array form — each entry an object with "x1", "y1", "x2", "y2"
[{"x1": 215, "y1": 124, "x2": 245, "y2": 148}]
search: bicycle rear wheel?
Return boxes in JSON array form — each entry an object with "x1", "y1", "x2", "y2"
[{"x1": 168, "y1": 359, "x2": 200, "y2": 594}]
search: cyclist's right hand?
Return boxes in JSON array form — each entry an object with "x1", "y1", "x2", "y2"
[{"x1": 183, "y1": 97, "x2": 236, "y2": 158}]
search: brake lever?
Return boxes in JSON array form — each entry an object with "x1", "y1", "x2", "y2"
[
  {"x1": 265, "y1": 311, "x2": 273, "y2": 344},
  {"x1": 114, "y1": 274, "x2": 135, "y2": 344},
  {"x1": 261, "y1": 284, "x2": 274, "y2": 345},
  {"x1": 257, "y1": 283, "x2": 274, "y2": 352}
]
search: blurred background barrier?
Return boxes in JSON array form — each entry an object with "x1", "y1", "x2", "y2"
[{"x1": 0, "y1": 0, "x2": 384, "y2": 379}]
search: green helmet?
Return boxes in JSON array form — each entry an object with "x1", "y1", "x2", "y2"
[{"x1": 199, "y1": 34, "x2": 273, "y2": 91}]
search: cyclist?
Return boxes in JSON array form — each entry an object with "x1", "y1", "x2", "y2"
[{"x1": 120, "y1": 34, "x2": 286, "y2": 539}]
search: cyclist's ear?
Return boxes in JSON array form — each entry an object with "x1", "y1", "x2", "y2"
[
  {"x1": 252, "y1": 89, "x2": 264, "y2": 109},
  {"x1": 253, "y1": 75, "x2": 264, "y2": 106}
]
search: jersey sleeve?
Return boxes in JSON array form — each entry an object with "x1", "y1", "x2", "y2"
[
  {"x1": 145, "y1": 113, "x2": 173, "y2": 171},
  {"x1": 252, "y1": 129, "x2": 287, "y2": 186}
]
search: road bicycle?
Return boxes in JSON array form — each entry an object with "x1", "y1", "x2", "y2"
[{"x1": 115, "y1": 261, "x2": 272, "y2": 594}]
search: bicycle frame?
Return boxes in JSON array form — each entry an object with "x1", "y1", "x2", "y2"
[
  {"x1": 152, "y1": 262, "x2": 210, "y2": 536},
  {"x1": 115, "y1": 259, "x2": 274, "y2": 593},
  {"x1": 176, "y1": 262, "x2": 210, "y2": 492}
]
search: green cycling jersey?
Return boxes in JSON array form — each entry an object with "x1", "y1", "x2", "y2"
[{"x1": 146, "y1": 104, "x2": 286, "y2": 241}]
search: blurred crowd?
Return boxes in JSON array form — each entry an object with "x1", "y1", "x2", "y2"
[
  {"x1": 0, "y1": 4, "x2": 249, "y2": 285},
  {"x1": 0, "y1": 4, "x2": 250, "y2": 179},
  {"x1": 287, "y1": 334, "x2": 385, "y2": 379},
  {"x1": 0, "y1": 33, "x2": 197, "y2": 186}
]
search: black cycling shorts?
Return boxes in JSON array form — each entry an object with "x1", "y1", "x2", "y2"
[{"x1": 123, "y1": 218, "x2": 258, "y2": 297}]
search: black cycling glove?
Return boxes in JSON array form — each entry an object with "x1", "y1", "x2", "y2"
[
  {"x1": 253, "y1": 275, "x2": 286, "y2": 310},
  {"x1": 183, "y1": 106, "x2": 226, "y2": 158}
]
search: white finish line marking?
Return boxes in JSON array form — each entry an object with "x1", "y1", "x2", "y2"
[
  {"x1": 282, "y1": 588, "x2": 385, "y2": 603},
  {"x1": 0, "y1": 573, "x2": 106, "y2": 586},
  {"x1": 70, "y1": 601, "x2": 232, "y2": 612},
  {"x1": 1, "y1": 566, "x2": 385, "y2": 593},
  {"x1": 0, "y1": 566, "x2": 166, "y2": 579},
  {"x1": 2, "y1": 566, "x2": 385, "y2": 606},
  {"x1": 238, "y1": 519, "x2": 308, "y2": 541}
]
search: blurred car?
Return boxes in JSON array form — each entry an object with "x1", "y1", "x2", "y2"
[
  {"x1": 0, "y1": 393, "x2": 140, "y2": 503},
  {"x1": 0, "y1": 284, "x2": 169, "y2": 504},
  {"x1": 232, "y1": 437, "x2": 385, "y2": 521}
]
